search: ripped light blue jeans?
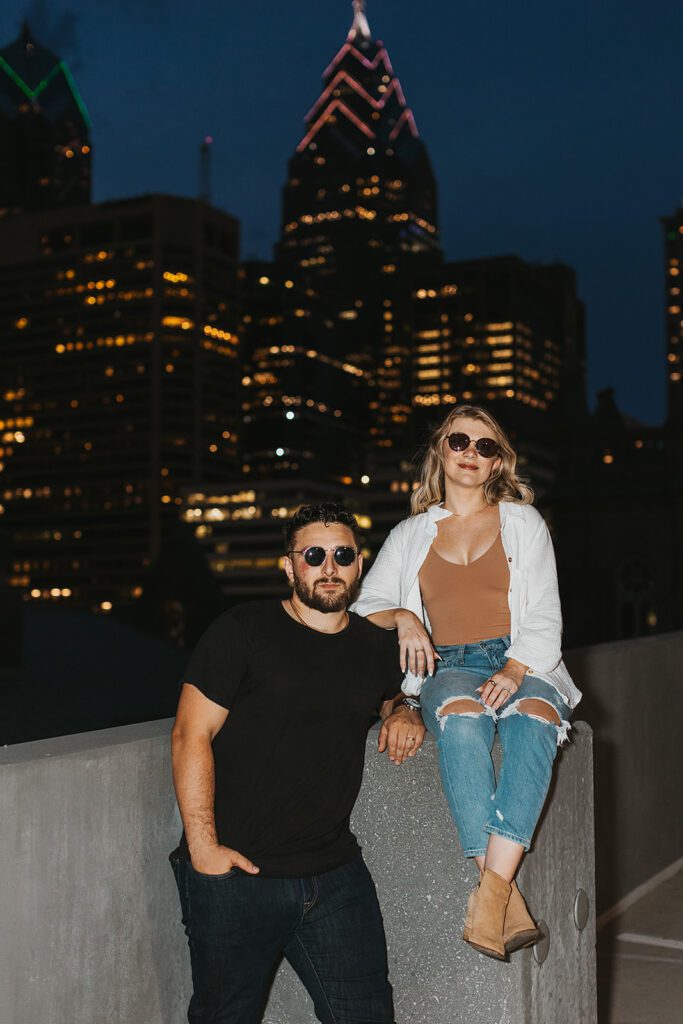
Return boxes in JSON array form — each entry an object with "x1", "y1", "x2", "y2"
[{"x1": 420, "y1": 636, "x2": 572, "y2": 857}]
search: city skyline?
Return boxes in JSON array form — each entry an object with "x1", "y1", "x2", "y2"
[
  {"x1": 10, "y1": 0, "x2": 683, "y2": 425},
  {"x1": 1, "y1": 1, "x2": 681, "y2": 739},
  {"x1": 0, "y1": 10, "x2": 587, "y2": 622}
]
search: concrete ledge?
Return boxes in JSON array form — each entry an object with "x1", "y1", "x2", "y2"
[
  {"x1": 565, "y1": 630, "x2": 683, "y2": 914},
  {"x1": 267, "y1": 723, "x2": 596, "y2": 1024},
  {"x1": 0, "y1": 720, "x2": 596, "y2": 1024}
]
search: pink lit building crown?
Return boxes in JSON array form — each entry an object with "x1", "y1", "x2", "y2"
[{"x1": 297, "y1": 2, "x2": 419, "y2": 156}]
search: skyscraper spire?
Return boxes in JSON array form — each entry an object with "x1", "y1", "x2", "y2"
[
  {"x1": 20, "y1": 21, "x2": 35, "y2": 49},
  {"x1": 278, "y1": 1, "x2": 441, "y2": 459},
  {"x1": 295, "y1": 5, "x2": 420, "y2": 155},
  {"x1": 0, "y1": 23, "x2": 92, "y2": 213},
  {"x1": 348, "y1": 0, "x2": 371, "y2": 42}
]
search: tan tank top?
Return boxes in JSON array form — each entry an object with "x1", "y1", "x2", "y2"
[{"x1": 419, "y1": 533, "x2": 511, "y2": 645}]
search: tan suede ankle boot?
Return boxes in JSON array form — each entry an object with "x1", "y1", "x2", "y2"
[
  {"x1": 504, "y1": 881, "x2": 542, "y2": 953},
  {"x1": 464, "y1": 869, "x2": 511, "y2": 960},
  {"x1": 462, "y1": 886, "x2": 478, "y2": 942}
]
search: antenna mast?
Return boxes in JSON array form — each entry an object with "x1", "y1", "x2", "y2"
[
  {"x1": 200, "y1": 135, "x2": 213, "y2": 204},
  {"x1": 348, "y1": 0, "x2": 371, "y2": 40}
]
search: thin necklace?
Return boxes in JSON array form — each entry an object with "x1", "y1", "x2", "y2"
[
  {"x1": 288, "y1": 598, "x2": 349, "y2": 634},
  {"x1": 448, "y1": 503, "x2": 490, "y2": 518}
]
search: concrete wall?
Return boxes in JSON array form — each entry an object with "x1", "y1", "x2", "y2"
[
  {"x1": 0, "y1": 723, "x2": 187, "y2": 1024},
  {"x1": 565, "y1": 630, "x2": 683, "y2": 914},
  {"x1": 0, "y1": 719, "x2": 595, "y2": 1024},
  {"x1": 266, "y1": 723, "x2": 595, "y2": 1024}
]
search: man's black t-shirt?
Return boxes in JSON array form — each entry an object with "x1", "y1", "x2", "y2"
[{"x1": 178, "y1": 600, "x2": 403, "y2": 877}]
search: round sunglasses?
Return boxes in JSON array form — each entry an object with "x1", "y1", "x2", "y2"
[
  {"x1": 288, "y1": 545, "x2": 359, "y2": 567},
  {"x1": 446, "y1": 431, "x2": 501, "y2": 459}
]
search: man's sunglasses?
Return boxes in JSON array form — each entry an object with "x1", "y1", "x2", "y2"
[
  {"x1": 288, "y1": 545, "x2": 359, "y2": 567},
  {"x1": 446, "y1": 432, "x2": 501, "y2": 459}
]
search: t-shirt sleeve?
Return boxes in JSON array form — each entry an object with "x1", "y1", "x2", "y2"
[
  {"x1": 181, "y1": 610, "x2": 250, "y2": 710},
  {"x1": 376, "y1": 628, "x2": 405, "y2": 702}
]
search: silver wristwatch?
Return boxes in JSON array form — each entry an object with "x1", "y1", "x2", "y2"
[{"x1": 399, "y1": 697, "x2": 421, "y2": 711}]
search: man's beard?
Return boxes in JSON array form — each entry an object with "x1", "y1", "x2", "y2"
[{"x1": 292, "y1": 572, "x2": 361, "y2": 614}]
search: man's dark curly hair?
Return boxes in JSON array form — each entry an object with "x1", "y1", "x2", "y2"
[{"x1": 284, "y1": 503, "x2": 360, "y2": 553}]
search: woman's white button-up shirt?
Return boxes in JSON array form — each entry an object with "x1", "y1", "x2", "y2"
[{"x1": 351, "y1": 501, "x2": 581, "y2": 708}]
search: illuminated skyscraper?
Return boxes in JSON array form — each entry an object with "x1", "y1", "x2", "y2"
[
  {"x1": 239, "y1": 261, "x2": 370, "y2": 481},
  {"x1": 0, "y1": 194, "x2": 240, "y2": 609},
  {"x1": 411, "y1": 257, "x2": 586, "y2": 489},
  {"x1": 544, "y1": 210, "x2": 683, "y2": 647},
  {"x1": 194, "y1": 260, "x2": 374, "y2": 613},
  {"x1": 178, "y1": 478, "x2": 374, "y2": 607},
  {"x1": 277, "y1": 1, "x2": 441, "y2": 453},
  {"x1": 661, "y1": 208, "x2": 683, "y2": 423},
  {"x1": 412, "y1": 258, "x2": 584, "y2": 417},
  {"x1": 0, "y1": 23, "x2": 91, "y2": 216}
]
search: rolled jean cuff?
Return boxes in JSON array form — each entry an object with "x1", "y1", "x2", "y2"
[
  {"x1": 463, "y1": 846, "x2": 488, "y2": 858},
  {"x1": 483, "y1": 823, "x2": 531, "y2": 851}
]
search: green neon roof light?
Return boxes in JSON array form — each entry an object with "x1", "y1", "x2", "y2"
[
  {"x1": 0, "y1": 56, "x2": 92, "y2": 129},
  {"x1": 59, "y1": 61, "x2": 92, "y2": 129},
  {"x1": 0, "y1": 56, "x2": 60, "y2": 99}
]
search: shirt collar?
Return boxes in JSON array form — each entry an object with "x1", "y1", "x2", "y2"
[
  {"x1": 426, "y1": 503, "x2": 453, "y2": 523},
  {"x1": 425, "y1": 499, "x2": 521, "y2": 524}
]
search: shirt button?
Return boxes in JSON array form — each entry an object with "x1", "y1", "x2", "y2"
[{"x1": 508, "y1": 557, "x2": 512, "y2": 562}]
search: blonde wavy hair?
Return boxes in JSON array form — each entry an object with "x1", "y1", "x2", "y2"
[{"x1": 410, "y1": 405, "x2": 534, "y2": 515}]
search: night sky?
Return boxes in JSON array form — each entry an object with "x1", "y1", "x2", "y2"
[{"x1": 11, "y1": 0, "x2": 683, "y2": 425}]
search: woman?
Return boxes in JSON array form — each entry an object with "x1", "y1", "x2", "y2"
[{"x1": 352, "y1": 405, "x2": 581, "y2": 960}]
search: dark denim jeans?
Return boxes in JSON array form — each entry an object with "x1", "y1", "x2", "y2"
[{"x1": 170, "y1": 851, "x2": 395, "y2": 1024}]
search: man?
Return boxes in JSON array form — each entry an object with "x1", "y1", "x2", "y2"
[{"x1": 170, "y1": 502, "x2": 425, "y2": 1024}]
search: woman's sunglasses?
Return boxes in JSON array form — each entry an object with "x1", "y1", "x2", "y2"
[
  {"x1": 288, "y1": 545, "x2": 359, "y2": 567},
  {"x1": 446, "y1": 432, "x2": 501, "y2": 459}
]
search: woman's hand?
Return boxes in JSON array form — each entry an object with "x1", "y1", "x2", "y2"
[
  {"x1": 477, "y1": 658, "x2": 528, "y2": 711},
  {"x1": 395, "y1": 609, "x2": 439, "y2": 677}
]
